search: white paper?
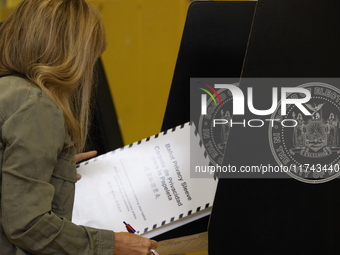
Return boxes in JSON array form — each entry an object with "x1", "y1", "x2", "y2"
[{"x1": 72, "y1": 123, "x2": 217, "y2": 237}]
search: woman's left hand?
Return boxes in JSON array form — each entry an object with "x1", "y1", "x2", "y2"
[{"x1": 75, "y1": 150, "x2": 97, "y2": 180}]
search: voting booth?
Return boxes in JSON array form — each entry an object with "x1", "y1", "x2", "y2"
[
  {"x1": 164, "y1": 1, "x2": 340, "y2": 254},
  {"x1": 90, "y1": 1, "x2": 340, "y2": 254}
]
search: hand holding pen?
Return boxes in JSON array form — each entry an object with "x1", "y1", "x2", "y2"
[
  {"x1": 113, "y1": 230, "x2": 158, "y2": 255},
  {"x1": 123, "y1": 222, "x2": 159, "y2": 255}
]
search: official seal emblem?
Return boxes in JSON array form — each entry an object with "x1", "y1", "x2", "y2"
[{"x1": 269, "y1": 82, "x2": 340, "y2": 183}]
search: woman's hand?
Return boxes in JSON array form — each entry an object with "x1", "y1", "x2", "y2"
[
  {"x1": 75, "y1": 150, "x2": 97, "y2": 180},
  {"x1": 113, "y1": 232, "x2": 158, "y2": 255}
]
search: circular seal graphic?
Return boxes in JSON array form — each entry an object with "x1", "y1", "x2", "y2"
[
  {"x1": 269, "y1": 82, "x2": 340, "y2": 184},
  {"x1": 198, "y1": 88, "x2": 234, "y2": 166}
]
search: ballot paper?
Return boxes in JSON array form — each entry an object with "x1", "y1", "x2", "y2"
[{"x1": 72, "y1": 123, "x2": 217, "y2": 237}]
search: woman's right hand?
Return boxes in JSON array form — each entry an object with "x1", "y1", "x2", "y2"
[{"x1": 113, "y1": 232, "x2": 158, "y2": 255}]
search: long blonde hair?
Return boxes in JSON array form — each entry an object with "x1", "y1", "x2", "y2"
[{"x1": 0, "y1": 0, "x2": 106, "y2": 152}]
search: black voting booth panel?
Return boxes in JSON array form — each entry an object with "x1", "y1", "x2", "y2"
[
  {"x1": 209, "y1": 0, "x2": 340, "y2": 254},
  {"x1": 162, "y1": 1, "x2": 256, "y2": 131},
  {"x1": 86, "y1": 58, "x2": 124, "y2": 155},
  {"x1": 159, "y1": 1, "x2": 256, "y2": 241}
]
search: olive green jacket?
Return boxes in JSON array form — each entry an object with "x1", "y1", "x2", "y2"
[{"x1": 0, "y1": 76, "x2": 114, "y2": 254}]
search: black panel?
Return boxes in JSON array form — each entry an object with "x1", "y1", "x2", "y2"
[
  {"x1": 162, "y1": 1, "x2": 256, "y2": 131},
  {"x1": 157, "y1": 1, "x2": 255, "y2": 241},
  {"x1": 209, "y1": 0, "x2": 340, "y2": 254},
  {"x1": 86, "y1": 58, "x2": 124, "y2": 155}
]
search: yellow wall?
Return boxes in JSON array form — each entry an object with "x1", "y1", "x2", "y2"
[{"x1": 89, "y1": 0, "x2": 191, "y2": 145}]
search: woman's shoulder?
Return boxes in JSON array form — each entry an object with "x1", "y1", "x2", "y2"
[
  {"x1": 0, "y1": 76, "x2": 61, "y2": 120},
  {"x1": 0, "y1": 75, "x2": 42, "y2": 99}
]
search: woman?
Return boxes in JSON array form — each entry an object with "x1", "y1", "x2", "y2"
[{"x1": 0, "y1": 0, "x2": 157, "y2": 254}]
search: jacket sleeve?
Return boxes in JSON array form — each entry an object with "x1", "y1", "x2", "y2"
[{"x1": 1, "y1": 93, "x2": 114, "y2": 254}]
